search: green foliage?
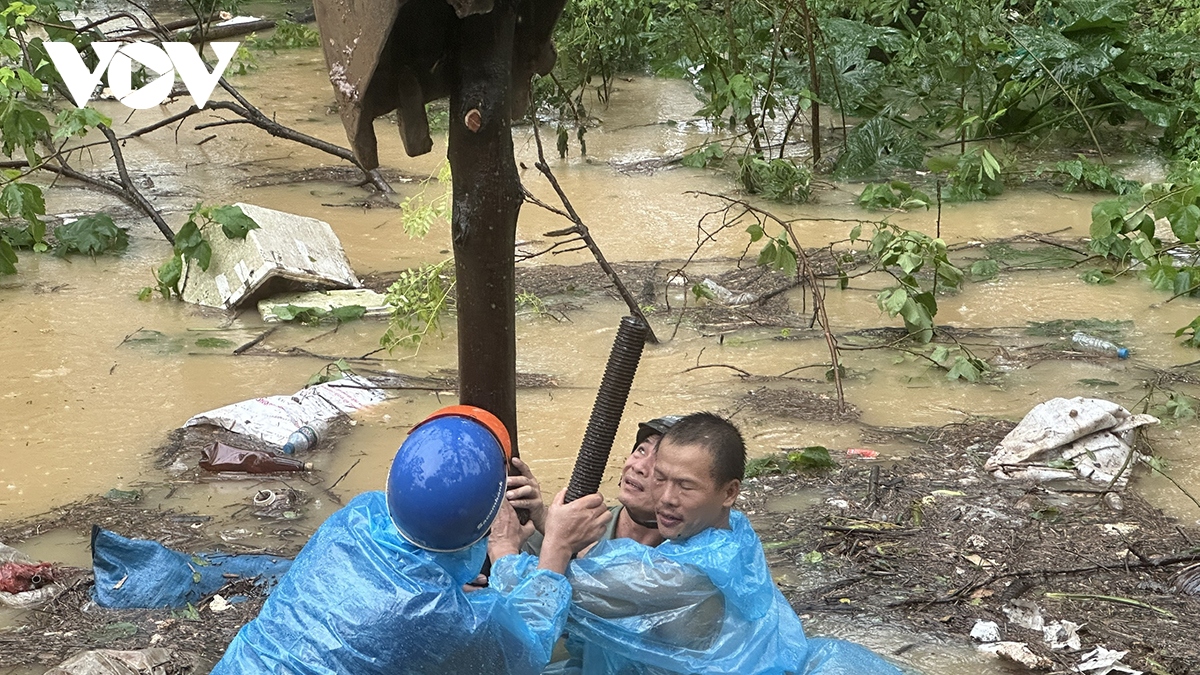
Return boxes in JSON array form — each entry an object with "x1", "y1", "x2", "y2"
[
  {"x1": 151, "y1": 204, "x2": 260, "y2": 299},
  {"x1": 53, "y1": 214, "x2": 127, "y2": 257},
  {"x1": 1175, "y1": 316, "x2": 1200, "y2": 347},
  {"x1": 681, "y1": 143, "x2": 725, "y2": 169},
  {"x1": 274, "y1": 304, "x2": 366, "y2": 326},
  {"x1": 0, "y1": 2, "x2": 120, "y2": 273},
  {"x1": 862, "y1": 223, "x2": 963, "y2": 343},
  {"x1": 929, "y1": 344, "x2": 990, "y2": 382},
  {"x1": 834, "y1": 117, "x2": 926, "y2": 180},
  {"x1": 968, "y1": 258, "x2": 1000, "y2": 281},
  {"x1": 382, "y1": 260, "x2": 454, "y2": 350},
  {"x1": 246, "y1": 20, "x2": 320, "y2": 52},
  {"x1": 745, "y1": 446, "x2": 836, "y2": 477},
  {"x1": 737, "y1": 155, "x2": 812, "y2": 203},
  {"x1": 928, "y1": 148, "x2": 1005, "y2": 202},
  {"x1": 400, "y1": 162, "x2": 451, "y2": 239},
  {"x1": 1085, "y1": 165, "x2": 1200, "y2": 302},
  {"x1": 857, "y1": 181, "x2": 931, "y2": 210},
  {"x1": 746, "y1": 221, "x2": 798, "y2": 277},
  {"x1": 1037, "y1": 156, "x2": 1140, "y2": 194}
]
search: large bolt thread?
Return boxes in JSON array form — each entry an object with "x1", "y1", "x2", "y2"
[{"x1": 564, "y1": 316, "x2": 649, "y2": 503}]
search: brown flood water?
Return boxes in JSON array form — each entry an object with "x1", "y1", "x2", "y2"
[{"x1": 2, "y1": 44, "x2": 1199, "y2": 675}]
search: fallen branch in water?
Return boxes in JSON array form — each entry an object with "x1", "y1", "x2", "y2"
[{"x1": 522, "y1": 122, "x2": 658, "y2": 343}]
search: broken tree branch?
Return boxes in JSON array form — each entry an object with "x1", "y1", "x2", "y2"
[
  {"x1": 689, "y1": 191, "x2": 846, "y2": 412},
  {"x1": 98, "y1": 124, "x2": 175, "y2": 244},
  {"x1": 528, "y1": 122, "x2": 658, "y2": 343}
]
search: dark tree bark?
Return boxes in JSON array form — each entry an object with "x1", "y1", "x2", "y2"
[{"x1": 448, "y1": 1, "x2": 522, "y2": 455}]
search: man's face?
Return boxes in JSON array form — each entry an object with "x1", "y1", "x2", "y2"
[
  {"x1": 619, "y1": 433, "x2": 660, "y2": 519},
  {"x1": 652, "y1": 438, "x2": 739, "y2": 541}
]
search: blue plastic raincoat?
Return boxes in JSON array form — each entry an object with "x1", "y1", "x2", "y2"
[
  {"x1": 563, "y1": 510, "x2": 903, "y2": 675},
  {"x1": 212, "y1": 491, "x2": 571, "y2": 675}
]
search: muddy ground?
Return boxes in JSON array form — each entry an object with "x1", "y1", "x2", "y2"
[
  {"x1": 3, "y1": 415, "x2": 1199, "y2": 673},
  {"x1": 4, "y1": 248, "x2": 1199, "y2": 672}
]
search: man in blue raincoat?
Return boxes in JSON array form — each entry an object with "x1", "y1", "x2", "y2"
[
  {"x1": 211, "y1": 405, "x2": 612, "y2": 675},
  {"x1": 562, "y1": 412, "x2": 903, "y2": 675}
]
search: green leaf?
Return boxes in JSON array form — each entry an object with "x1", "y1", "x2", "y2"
[
  {"x1": 0, "y1": 181, "x2": 44, "y2": 227},
  {"x1": 787, "y1": 446, "x2": 836, "y2": 470},
  {"x1": 1080, "y1": 268, "x2": 1116, "y2": 285},
  {"x1": 1172, "y1": 204, "x2": 1200, "y2": 244},
  {"x1": 209, "y1": 205, "x2": 259, "y2": 240},
  {"x1": 849, "y1": 224, "x2": 862, "y2": 242},
  {"x1": 0, "y1": 237, "x2": 16, "y2": 274},
  {"x1": 53, "y1": 106, "x2": 110, "y2": 140},
  {"x1": 946, "y1": 355, "x2": 983, "y2": 382},
  {"x1": 156, "y1": 255, "x2": 183, "y2": 294},
  {"x1": 881, "y1": 287, "x2": 908, "y2": 315},
  {"x1": 53, "y1": 214, "x2": 128, "y2": 257},
  {"x1": 175, "y1": 220, "x2": 204, "y2": 251},
  {"x1": 969, "y1": 259, "x2": 1000, "y2": 280},
  {"x1": 330, "y1": 304, "x2": 366, "y2": 322},
  {"x1": 192, "y1": 240, "x2": 212, "y2": 271},
  {"x1": 746, "y1": 223, "x2": 764, "y2": 243}
]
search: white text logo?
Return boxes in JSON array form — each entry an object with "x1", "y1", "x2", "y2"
[{"x1": 44, "y1": 42, "x2": 239, "y2": 110}]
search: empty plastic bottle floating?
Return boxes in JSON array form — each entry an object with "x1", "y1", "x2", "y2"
[
  {"x1": 1071, "y1": 332, "x2": 1130, "y2": 359},
  {"x1": 282, "y1": 424, "x2": 323, "y2": 454}
]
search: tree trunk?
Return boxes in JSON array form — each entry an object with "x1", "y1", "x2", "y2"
[{"x1": 448, "y1": 2, "x2": 522, "y2": 455}]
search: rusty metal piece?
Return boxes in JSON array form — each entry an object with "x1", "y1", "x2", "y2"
[
  {"x1": 313, "y1": 0, "x2": 567, "y2": 167},
  {"x1": 464, "y1": 108, "x2": 482, "y2": 132}
]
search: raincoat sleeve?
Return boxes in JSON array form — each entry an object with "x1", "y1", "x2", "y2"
[
  {"x1": 563, "y1": 511, "x2": 902, "y2": 675},
  {"x1": 211, "y1": 492, "x2": 572, "y2": 675}
]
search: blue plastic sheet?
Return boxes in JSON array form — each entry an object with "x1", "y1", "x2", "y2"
[
  {"x1": 564, "y1": 510, "x2": 903, "y2": 675},
  {"x1": 91, "y1": 526, "x2": 292, "y2": 609},
  {"x1": 212, "y1": 491, "x2": 571, "y2": 675}
]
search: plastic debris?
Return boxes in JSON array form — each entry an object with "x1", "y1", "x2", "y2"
[
  {"x1": 1074, "y1": 647, "x2": 1143, "y2": 674},
  {"x1": 184, "y1": 374, "x2": 385, "y2": 448},
  {"x1": 1071, "y1": 332, "x2": 1130, "y2": 359},
  {"x1": 977, "y1": 641, "x2": 1053, "y2": 669},
  {"x1": 0, "y1": 542, "x2": 70, "y2": 609},
  {"x1": 846, "y1": 448, "x2": 879, "y2": 459},
  {"x1": 1003, "y1": 600, "x2": 1045, "y2": 631},
  {"x1": 985, "y1": 397, "x2": 1157, "y2": 488},
  {"x1": 209, "y1": 594, "x2": 232, "y2": 613},
  {"x1": 699, "y1": 278, "x2": 758, "y2": 305},
  {"x1": 92, "y1": 527, "x2": 291, "y2": 609},
  {"x1": 180, "y1": 203, "x2": 360, "y2": 310},
  {"x1": 259, "y1": 288, "x2": 389, "y2": 322},
  {"x1": 970, "y1": 620, "x2": 1001, "y2": 642},
  {"x1": 1044, "y1": 620, "x2": 1083, "y2": 651},
  {"x1": 45, "y1": 648, "x2": 198, "y2": 675},
  {"x1": 199, "y1": 442, "x2": 311, "y2": 473}
]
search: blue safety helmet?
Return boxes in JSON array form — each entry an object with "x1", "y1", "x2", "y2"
[{"x1": 386, "y1": 405, "x2": 512, "y2": 552}]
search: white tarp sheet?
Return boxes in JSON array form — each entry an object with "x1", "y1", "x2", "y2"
[
  {"x1": 985, "y1": 397, "x2": 1157, "y2": 488},
  {"x1": 184, "y1": 375, "x2": 386, "y2": 447}
]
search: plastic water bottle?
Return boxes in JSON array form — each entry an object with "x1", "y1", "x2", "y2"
[
  {"x1": 282, "y1": 424, "x2": 322, "y2": 454},
  {"x1": 1071, "y1": 332, "x2": 1129, "y2": 359}
]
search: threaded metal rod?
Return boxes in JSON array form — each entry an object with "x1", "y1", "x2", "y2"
[{"x1": 564, "y1": 316, "x2": 648, "y2": 503}]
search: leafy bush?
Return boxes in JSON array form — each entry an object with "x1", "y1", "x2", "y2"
[
  {"x1": 737, "y1": 155, "x2": 812, "y2": 203},
  {"x1": 381, "y1": 260, "x2": 454, "y2": 350},
  {"x1": 857, "y1": 181, "x2": 931, "y2": 210}
]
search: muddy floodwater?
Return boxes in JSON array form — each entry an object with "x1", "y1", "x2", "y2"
[{"x1": 3, "y1": 37, "x2": 1200, "y2": 675}]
